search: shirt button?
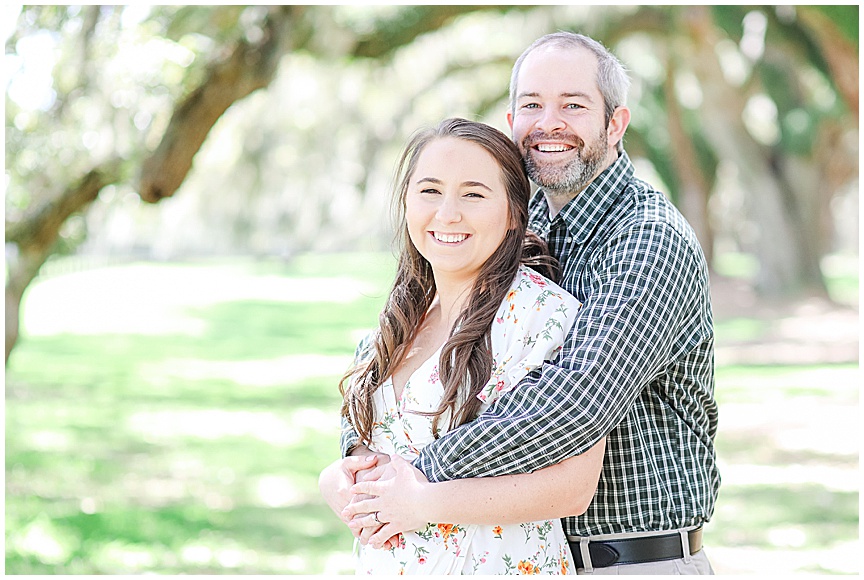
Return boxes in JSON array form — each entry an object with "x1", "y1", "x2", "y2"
[{"x1": 565, "y1": 237, "x2": 572, "y2": 243}]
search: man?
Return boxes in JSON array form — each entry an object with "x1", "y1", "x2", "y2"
[{"x1": 322, "y1": 31, "x2": 720, "y2": 575}]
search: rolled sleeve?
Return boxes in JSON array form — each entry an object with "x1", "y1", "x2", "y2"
[{"x1": 340, "y1": 414, "x2": 361, "y2": 458}]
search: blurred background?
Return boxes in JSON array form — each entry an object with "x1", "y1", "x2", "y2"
[{"x1": 4, "y1": 5, "x2": 858, "y2": 575}]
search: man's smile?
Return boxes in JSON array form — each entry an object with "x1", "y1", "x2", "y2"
[{"x1": 534, "y1": 143, "x2": 574, "y2": 153}]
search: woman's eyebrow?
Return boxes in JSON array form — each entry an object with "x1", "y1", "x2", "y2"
[
  {"x1": 461, "y1": 180, "x2": 492, "y2": 191},
  {"x1": 416, "y1": 177, "x2": 492, "y2": 191}
]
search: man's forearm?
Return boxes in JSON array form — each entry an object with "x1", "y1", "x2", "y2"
[
  {"x1": 422, "y1": 437, "x2": 605, "y2": 525},
  {"x1": 413, "y1": 371, "x2": 607, "y2": 482}
]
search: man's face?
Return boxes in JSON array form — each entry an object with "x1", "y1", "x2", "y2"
[{"x1": 507, "y1": 46, "x2": 613, "y2": 195}]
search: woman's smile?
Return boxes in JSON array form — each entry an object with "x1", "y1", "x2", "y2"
[{"x1": 432, "y1": 232, "x2": 471, "y2": 244}]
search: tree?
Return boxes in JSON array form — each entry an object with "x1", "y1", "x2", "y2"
[
  {"x1": 6, "y1": 6, "x2": 298, "y2": 362},
  {"x1": 5, "y1": 5, "x2": 530, "y2": 364},
  {"x1": 601, "y1": 5, "x2": 857, "y2": 295}
]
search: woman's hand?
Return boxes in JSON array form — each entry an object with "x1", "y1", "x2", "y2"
[
  {"x1": 318, "y1": 454, "x2": 380, "y2": 517},
  {"x1": 341, "y1": 454, "x2": 431, "y2": 549}
]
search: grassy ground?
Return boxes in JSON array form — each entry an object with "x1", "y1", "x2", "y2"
[{"x1": 5, "y1": 252, "x2": 859, "y2": 574}]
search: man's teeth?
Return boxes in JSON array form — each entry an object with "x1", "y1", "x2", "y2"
[
  {"x1": 536, "y1": 144, "x2": 571, "y2": 152},
  {"x1": 434, "y1": 232, "x2": 468, "y2": 243}
]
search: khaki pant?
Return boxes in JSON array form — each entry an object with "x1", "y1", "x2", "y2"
[{"x1": 576, "y1": 548, "x2": 714, "y2": 575}]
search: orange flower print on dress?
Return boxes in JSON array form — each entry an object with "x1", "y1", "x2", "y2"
[
  {"x1": 437, "y1": 523, "x2": 460, "y2": 549},
  {"x1": 517, "y1": 560, "x2": 536, "y2": 575},
  {"x1": 560, "y1": 549, "x2": 570, "y2": 575},
  {"x1": 492, "y1": 526, "x2": 503, "y2": 539}
]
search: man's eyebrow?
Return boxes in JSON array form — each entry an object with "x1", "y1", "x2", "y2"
[
  {"x1": 516, "y1": 91, "x2": 596, "y2": 102},
  {"x1": 561, "y1": 91, "x2": 595, "y2": 102}
]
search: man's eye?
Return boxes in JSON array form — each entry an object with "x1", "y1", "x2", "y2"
[
  {"x1": 521, "y1": 103, "x2": 540, "y2": 109},
  {"x1": 565, "y1": 103, "x2": 583, "y2": 109}
]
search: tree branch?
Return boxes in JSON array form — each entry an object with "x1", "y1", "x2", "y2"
[
  {"x1": 6, "y1": 160, "x2": 123, "y2": 251},
  {"x1": 138, "y1": 6, "x2": 299, "y2": 203},
  {"x1": 797, "y1": 7, "x2": 859, "y2": 122},
  {"x1": 351, "y1": 6, "x2": 531, "y2": 59}
]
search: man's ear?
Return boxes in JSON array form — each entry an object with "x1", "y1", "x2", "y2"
[
  {"x1": 506, "y1": 110, "x2": 514, "y2": 130},
  {"x1": 607, "y1": 106, "x2": 630, "y2": 150}
]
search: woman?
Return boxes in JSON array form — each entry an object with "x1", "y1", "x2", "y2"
[{"x1": 321, "y1": 118, "x2": 605, "y2": 575}]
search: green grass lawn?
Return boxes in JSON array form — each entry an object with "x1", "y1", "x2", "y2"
[
  {"x1": 6, "y1": 253, "x2": 396, "y2": 574},
  {"x1": 5, "y1": 253, "x2": 858, "y2": 574}
]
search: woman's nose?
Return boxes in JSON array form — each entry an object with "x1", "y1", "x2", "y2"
[{"x1": 435, "y1": 196, "x2": 462, "y2": 224}]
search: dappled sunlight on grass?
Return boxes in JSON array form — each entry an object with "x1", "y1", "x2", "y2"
[
  {"x1": 142, "y1": 354, "x2": 354, "y2": 387},
  {"x1": 706, "y1": 362, "x2": 859, "y2": 576},
  {"x1": 717, "y1": 462, "x2": 857, "y2": 492},
  {"x1": 127, "y1": 408, "x2": 337, "y2": 446},
  {"x1": 92, "y1": 541, "x2": 160, "y2": 572},
  {"x1": 715, "y1": 364, "x2": 858, "y2": 401},
  {"x1": 7, "y1": 256, "x2": 380, "y2": 574},
  {"x1": 254, "y1": 475, "x2": 308, "y2": 508},
  {"x1": 8, "y1": 515, "x2": 78, "y2": 567},
  {"x1": 26, "y1": 430, "x2": 75, "y2": 452},
  {"x1": 22, "y1": 261, "x2": 384, "y2": 337},
  {"x1": 708, "y1": 541, "x2": 860, "y2": 575}
]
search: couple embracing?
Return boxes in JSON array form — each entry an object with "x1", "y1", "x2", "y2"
[{"x1": 319, "y1": 31, "x2": 719, "y2": 576}]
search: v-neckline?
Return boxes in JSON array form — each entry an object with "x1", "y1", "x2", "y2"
[{"x1": 390, "y1": 342, "x2": 444, "y2": 406}]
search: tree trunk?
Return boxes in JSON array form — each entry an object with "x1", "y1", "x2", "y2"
[
  {"x1": 663, "y1": 53, "x2": 715, "y2": 265},
  {"x1": 5, "y1": 164, "x2": 121, "y2": 364},
  {"x1": 684, "y1": 6, "x2": 826, "y2": 296}
]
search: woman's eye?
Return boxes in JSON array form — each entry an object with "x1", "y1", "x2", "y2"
[
  {"x1": 420, "y1": 188, "x2": 440, "y2": 195},
  {"x1": 464, "y1": 192, "x2": 484, "y2": 199}
]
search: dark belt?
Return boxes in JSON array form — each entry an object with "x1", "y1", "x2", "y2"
[{"x1": 568, "y1": 527, "x2": 703, "y2": 569}]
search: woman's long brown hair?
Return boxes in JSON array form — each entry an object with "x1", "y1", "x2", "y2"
[{"x1": 340, "y1": 118, "x2": 556, "y2": 445}]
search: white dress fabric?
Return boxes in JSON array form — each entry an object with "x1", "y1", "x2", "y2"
[{"x1": 356, "y1": 266, "x2": 581, "y2": 575}]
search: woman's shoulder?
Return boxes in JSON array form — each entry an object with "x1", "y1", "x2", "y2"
[{"x1": 509, "y1": 265, "x2": 580, "y2": 308}]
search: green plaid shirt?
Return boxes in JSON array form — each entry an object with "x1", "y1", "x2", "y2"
[{"x1": 342, "y1": 151, "x2": 720, "y2": 536}]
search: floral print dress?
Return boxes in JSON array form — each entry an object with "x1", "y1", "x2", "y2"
[{"x1": 356, "y1": 266, "x2": 581, "y2": 575}]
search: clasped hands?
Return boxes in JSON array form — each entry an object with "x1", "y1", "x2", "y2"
[{"x1": 320, "y1": 452, "x2": 430, "y2": 550}]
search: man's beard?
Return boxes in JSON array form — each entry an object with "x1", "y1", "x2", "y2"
[{"x1": 522, "y1": 128, "x2": 609, "y2": 195}]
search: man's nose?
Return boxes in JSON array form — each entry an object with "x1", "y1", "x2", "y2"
[{"x1": 536, "y1": 106, "x2": 566, "y2": 133}]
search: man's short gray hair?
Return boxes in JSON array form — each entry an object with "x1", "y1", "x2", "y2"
[{"x1": 509, "y1": 32, "x2": 630, "y2": 152}]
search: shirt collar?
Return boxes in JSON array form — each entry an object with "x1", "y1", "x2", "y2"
[{"x1": 529, "y1": 151, "x2": 635, "y2": 243}]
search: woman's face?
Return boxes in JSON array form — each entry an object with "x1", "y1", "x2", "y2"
[{"x1": 405, "y1": 137, "x2": 511, "y2": 285}]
